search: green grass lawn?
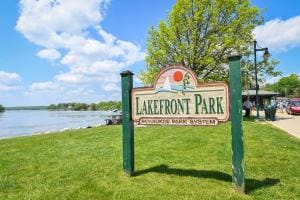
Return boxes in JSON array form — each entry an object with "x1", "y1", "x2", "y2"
[{"x1": 0, "y1": 121, "x2": 299, "y2": 199}]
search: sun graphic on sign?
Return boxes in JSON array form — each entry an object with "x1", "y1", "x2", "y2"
[{"x1": 173, "y1": 71, "x2": 183, "y2": 82}]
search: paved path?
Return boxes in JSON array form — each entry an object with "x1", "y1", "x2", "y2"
[{"x1": 260, "y1": 111, "x2": 300, "y2": 139}]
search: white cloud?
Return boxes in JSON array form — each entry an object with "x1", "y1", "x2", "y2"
[
  {"x1": 102, "y1": 83, "x2": 120, "y2": 92},
  {"x1": 0, "y1": 71, "x2": 21, "y2": 91},
  {"x1": 16, "y1": 0, "x2": 144, "y2": 97},
  {"x1": 16, "y1": 0, "x2": 108, "y2": 47},
  {"x1": 66, "y1": 88, "x2": 95, "y2": 95},
  {"x1": 0, "y1": 85, "x2": 20, "y2": 91},
  {"x1": 29, "y1": 81, "x2": 61, "y2": 91},
  {"x1": 89, "y1": 60, "x2": 123, "y2": 74},
  {"x1": 55, "y1": 73, "x2": 87, "y2": 84},
  {"x1": 37, "y1": 48, "x2": 61, "y2": 60},
  {"x1": 253, "y1": 15, "x2": 300, "y2": 52},
  {"x1": 0, "y1": 71, "x2": 21, "y2": 84}
]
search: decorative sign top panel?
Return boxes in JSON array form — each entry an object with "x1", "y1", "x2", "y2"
[
  {"x1": 153, "y1": 65, "x2": 198, "y2": 94},
  {"x1": 132, "y1": 65, "x2": 229, "y2": 125}
]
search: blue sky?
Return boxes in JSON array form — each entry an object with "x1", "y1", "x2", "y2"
[{"x1": 0, "y1": 0, "x2": 299, "y2": 106}]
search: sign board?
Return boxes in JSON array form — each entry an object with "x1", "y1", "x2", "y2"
[
  {"x1": 132, "y1": 65, "x2": 229, "y2": 125},
  {"x1": 122, "y1": 57, "x2": 245, "y2": 192}
]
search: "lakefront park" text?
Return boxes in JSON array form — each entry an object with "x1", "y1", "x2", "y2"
[{"x1": 135, "y1": 94, "x2": 224, "y2": 115}]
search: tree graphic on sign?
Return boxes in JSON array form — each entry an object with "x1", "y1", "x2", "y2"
[{"x1": 182, "y1": 73, "x2": 190, "y2": 94}]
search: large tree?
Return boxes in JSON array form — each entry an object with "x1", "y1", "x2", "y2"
[{"x1": 140, "y1": 0, "x2": 279, "y2": 85}]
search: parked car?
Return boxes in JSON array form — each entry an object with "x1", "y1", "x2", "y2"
[{"x1": 286, "y1": 98, "x2": 300, "y2": 115}]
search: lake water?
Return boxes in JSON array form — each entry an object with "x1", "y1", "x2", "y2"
[{"x1": 0, "y1": 110, "x2": 116, "y2": 139}]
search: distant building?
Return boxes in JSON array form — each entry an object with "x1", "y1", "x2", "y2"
[{"x1": 242, "y1": 89, "x2": 279, "y2": 109}]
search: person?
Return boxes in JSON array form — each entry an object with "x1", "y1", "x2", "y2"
[
  {"x1": 271, "y1": 99, "x2": 276, "y2": 107},
  {"x1": 243, "y1": 99, "x2": 252, "y2": 118},
  {"x1": 278, "y1": 100, "x2": 284, "y2": 113}
]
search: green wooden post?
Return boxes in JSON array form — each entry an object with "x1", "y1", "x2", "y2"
[
  {"x1": 228, "y1": 55, "x2": 245, "y2": 193},
  {"x1": 120, "y1": 70, "x2": 134, "y2": 176}
]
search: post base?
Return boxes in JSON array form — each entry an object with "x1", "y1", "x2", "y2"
[
  {"x1": 233, "y1": 183, "x2": 245, "y2": 193},
  {"x1": 124, "y1": 170, "x2": 134, "y2": 177}
]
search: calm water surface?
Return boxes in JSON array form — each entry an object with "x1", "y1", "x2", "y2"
[{"x1": 0, "y1": 110, "x2": 114, "y2": 139}]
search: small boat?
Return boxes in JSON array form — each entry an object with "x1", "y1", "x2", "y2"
[
  {"x1": 105, "y1": 111, "x2": 122, "y2": 125},
  {"x1": 163, "y1": 76, "x2": 171, "y2": 90}
]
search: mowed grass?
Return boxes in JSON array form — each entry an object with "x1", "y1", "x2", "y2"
[{"x1": 0, "y1": 121, "x2": 299, "y2": 200}]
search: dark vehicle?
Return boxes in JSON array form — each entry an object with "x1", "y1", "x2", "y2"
[{"x1": 286, "y1": 98, "x2": 300, "y2": 115}]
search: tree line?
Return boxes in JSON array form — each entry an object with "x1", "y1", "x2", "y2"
[
  {"x1": 5, "y1": 106, "x2": 48, "y2": 110},
  {"x1": 0, "y1": 104, "x2": 4, "y2": 112},
  {"x1": 48, "y1": 101, "x2": 122, "y2": 111}
]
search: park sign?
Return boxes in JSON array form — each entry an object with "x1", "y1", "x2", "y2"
[
  {"x1": 132, "y1": 65, "x2": 229, "y2": 126},
  {"x1": 121, "y1": 56, "x2": 246, "y2": 193}
]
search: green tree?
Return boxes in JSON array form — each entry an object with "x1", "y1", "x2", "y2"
[
  {"x1": 71, "y1": 103, "x2": 89, "y2": 111},
  {"x1": 97, "y1": 101, "x2": 121, "y2": 111},
  {"x1": 264, "y1": 74, "x2": 300, "y2": 97},
  {"x1": 48, "y1": 104, "x2": 56, "y2": 110},
  {"x1": 0, "y1": 104, "x2": 4, "y2": 112},
  {"x1": 89, "y1": 103, "x2": 98, "y2": 111},
  {"x1": 140, "y1": 0, "x2": 280, "y2": 85},
  {"x1": 263, "y1": 83, "x2": 276, "y2": 92},
  {"x1": 241, "y1": 56, "x2": 281, "y2": 88},
  {"x1": 276, "y1": 74, "x2": 300, "y2": 97}
]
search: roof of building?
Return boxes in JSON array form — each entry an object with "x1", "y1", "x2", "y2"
[{"x1": 242, "y1": 90, "x2": 279, "y2": 96}]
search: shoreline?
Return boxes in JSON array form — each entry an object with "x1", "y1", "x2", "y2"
[
  {"x1": 0, "y1": 123, "x2": 106, "y2": 140},
  {"x1": 0, "y1": 110, "x2": 122, "y2": 140}
]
